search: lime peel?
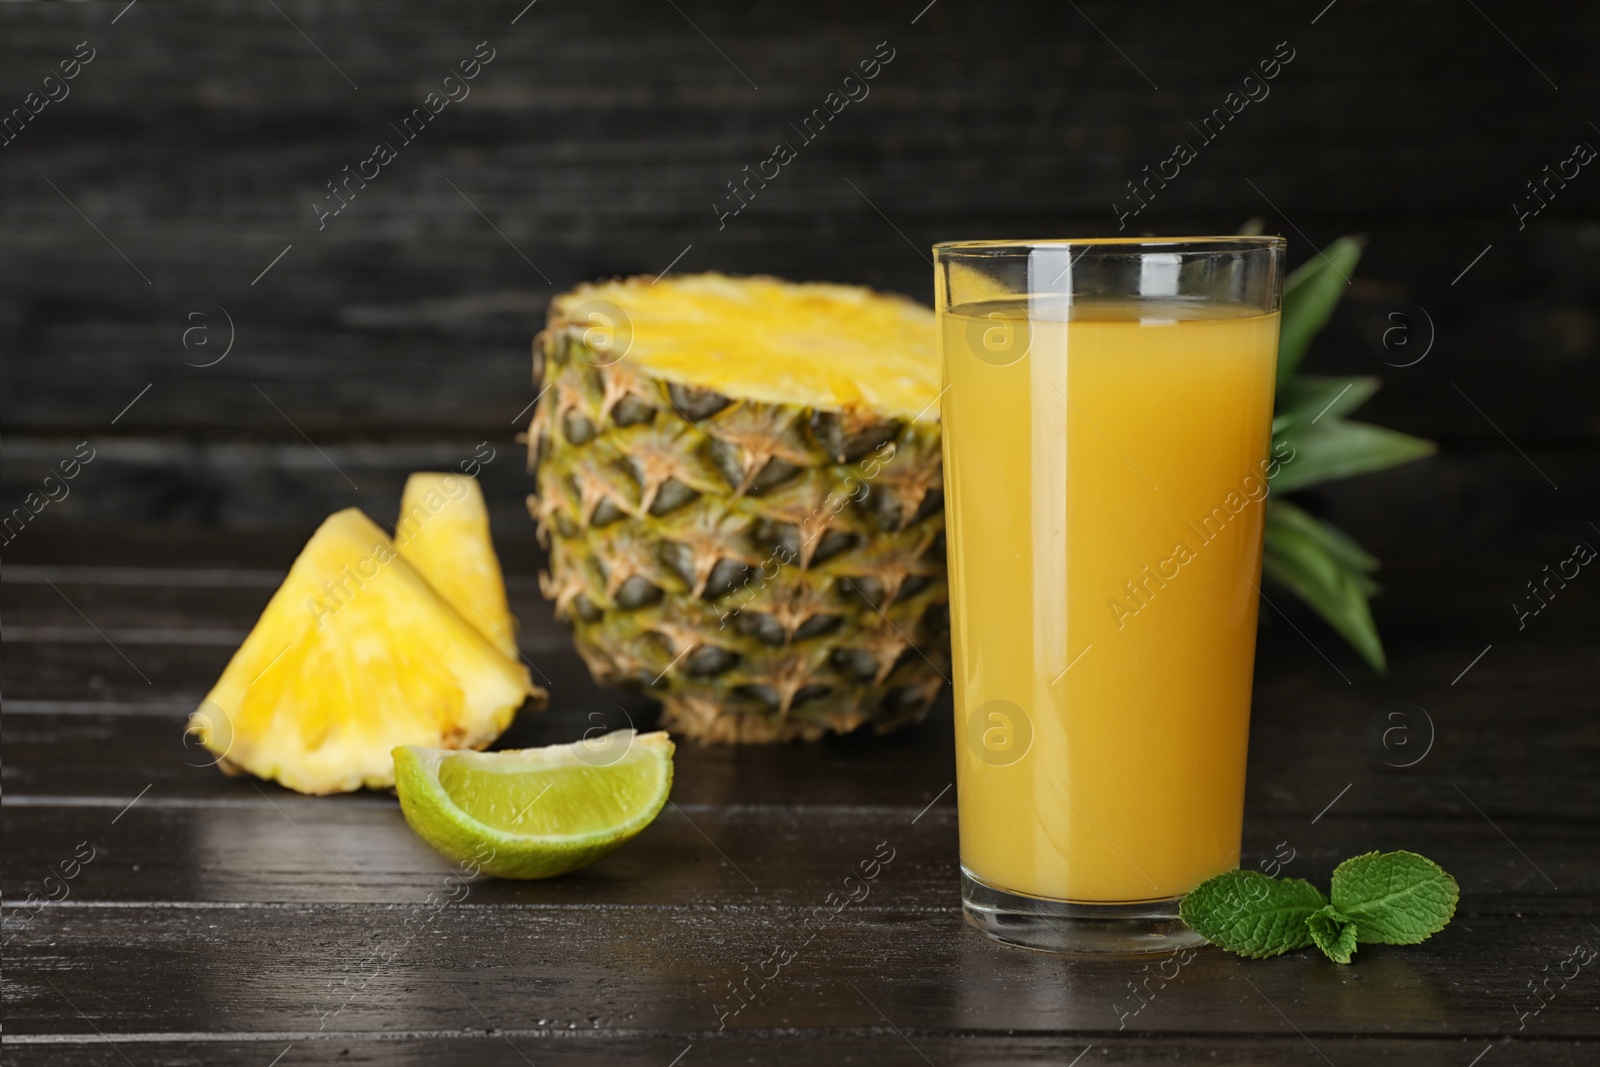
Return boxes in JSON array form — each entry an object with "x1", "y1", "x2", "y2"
[{"x1": 393, "y1": 730, "x2": 674, "y2": 879}]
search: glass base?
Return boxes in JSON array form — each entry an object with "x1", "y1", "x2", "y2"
[{"x1": 961, "y1": 870, "x2": 1208, "y2": 955}]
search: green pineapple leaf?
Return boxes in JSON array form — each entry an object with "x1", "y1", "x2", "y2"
[
  {"x1": 1272, "y1": 418, "x2": 1436, "y2": 494},
  {"x1": 1262, "y1": 502, "x2": 1387, "y2": 672},
  {"x1": 1277, "y1": 236, "x2": 1365, "y2": 386},
  {"x1": 1258, "y1": 232, "x2": 1438, "y2": 673},
  {"x1": 1275, "y1": 375, "x2": 1381, "y2": 427},
  {"x1": 1265, "y1": 499, "x2": 1379, "y2": 577}
]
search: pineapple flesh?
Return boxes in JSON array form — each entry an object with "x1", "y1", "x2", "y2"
[
  {"x1": 188, "y1": 508, "x2": 543, "y2": 794},
  {"x1": 526, "y1": 273, "x2": 948, "y2": 743},
  {"x1": 396, "y1": 472, "x2": 520, "y2": 660}
]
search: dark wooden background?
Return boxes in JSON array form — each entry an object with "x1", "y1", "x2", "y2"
[
  {"x1": 3, "y1": 1, "x2": 1598, "y2": 1064},
  {"x1": 3, "y1": 0, "x2": 1597, "y2": 610}
]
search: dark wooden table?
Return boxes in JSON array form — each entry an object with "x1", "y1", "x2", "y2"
[
  {"x1": 5, "y1": 523, "x2": 1596, "y2": 1066},
  {"x1": 4, "y1": 1, "x2": 1599, "y2": 1062}
]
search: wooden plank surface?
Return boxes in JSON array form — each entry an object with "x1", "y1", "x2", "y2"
[
  {"x1": 5, "y1": 528, "x2": 1599, "y2": 1064},
  {"x1": 8, "y1": 903, "x2": 1598, "y2": 1037},
  {"x1": 5, "y1": 440, "x2": 1597, "y2": 646},
  {"x1": 6, "y1": 1036, "x2": 1590, "y2": 1067},
  {"x1": 4, "y1": 0, "x2": 1599, "y2": 1061},
  {"x1": 3, "y1": 801, "x2": 1592, "y2": 907},
  {"x1": 1, "y1": 1, "x2": 1597, "y2": 442},
  {"x1": 5, "y1": 631, "x2": 1598, "y2": 820}
]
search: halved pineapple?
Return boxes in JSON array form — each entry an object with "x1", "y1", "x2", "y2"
[
  {"x1": 188, "y1": 508, "x2": 543, "y2": 794},
  {"x1": 395, "y1": 472, "x2": 519, "y2": 659},
  {"x1": 526, "y1": 273, "x2": 949, "y2": 743}
]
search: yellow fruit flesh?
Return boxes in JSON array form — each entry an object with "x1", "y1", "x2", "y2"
[
  {"x1": 395, "y1": 472, "x2": 519, "y2": 659},
  {"x1": 550, "y1": 273, "x2": 941, "y2": 421},
  {"x1": 189, "y1": 508, "x2": 540, "y2": 794}
]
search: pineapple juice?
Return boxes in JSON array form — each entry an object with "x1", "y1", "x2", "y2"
[{"x1": 940, "y1": 299, "x2": 1279, "y2": 903}]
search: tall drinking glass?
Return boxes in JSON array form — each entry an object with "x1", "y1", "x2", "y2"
[{"x1": 934, "y1": 237, "x2": 1286, "y2": 953}]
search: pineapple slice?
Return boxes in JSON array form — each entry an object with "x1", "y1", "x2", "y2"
[
  {"x1": 188, "y1": 508, "x2": 543, "y2": 794},
  {"x1": 395, "y1": 472, "x2": 519, "y2": 659}
]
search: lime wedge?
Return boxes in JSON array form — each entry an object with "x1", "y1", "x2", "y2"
[{"x1": 393, "y1": 730, "x2": 674, "y2": 879}]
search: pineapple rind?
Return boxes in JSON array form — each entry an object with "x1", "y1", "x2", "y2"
[
  {"x1": 190, "y1": 508, "x2": 542, "y2": 794},
  {"x1": 529, "y1": 275, "x2": 949, "y2": 744}
]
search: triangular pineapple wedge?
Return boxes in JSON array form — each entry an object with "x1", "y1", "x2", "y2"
[
  {"x1": 394, "y1": 472, "x2": 519, "y2": 659},
  {"x1": 188, "y1": 508, "x2": 544, "y2": 795}
]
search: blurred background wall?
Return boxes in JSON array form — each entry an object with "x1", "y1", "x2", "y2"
[{"x1": 3, "y1": 0, "x2": 1596, "y2": 649}]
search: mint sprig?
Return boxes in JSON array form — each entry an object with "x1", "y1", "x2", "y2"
[
  {"x1": 1178, "y1": 870, "x2": 1327, "y2": 959},
  {"x1": 1328, "y1": 850, "x2": 1459, "y2": 945},
  {"x1": 1182, "y1": 850, "x2": 1459, "y2": 964},
  {"x1": 1305, "y1": 905, "x2": 1358, "y2": 964}
]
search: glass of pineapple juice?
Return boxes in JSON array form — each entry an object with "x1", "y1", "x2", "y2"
[{"x1": 933, "y1": 237, "x2": 1286, "y2": 953}]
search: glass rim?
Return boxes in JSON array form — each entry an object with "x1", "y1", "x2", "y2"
[{"x1": 933, "y1": 235, "x2": 1287, "y2": 255}]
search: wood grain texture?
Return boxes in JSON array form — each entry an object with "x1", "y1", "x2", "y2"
[
  {"x1": 4, "y1": 533, "x2": 1598, "y2": 1059},
  {"x1": 3, "y1": 0, "x2": 1598, "y2": 1059},
  {"x1": 4, "y1": 800, "x2": 1593, "y2": 908},
  {"x1": 8, "y1": 904, "x2": 1598, "y2": 1037},
  {"x1": 4, "y1": 631, "x2": 1597, "y2": 821},
  {"x1": 1, "y1": 1, "x2": 1596, "y2": 445},
  {"x1": 3, "y1": 1036, "x2": 1595, "y2": 1067}
]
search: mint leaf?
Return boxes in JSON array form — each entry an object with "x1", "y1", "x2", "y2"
[
  {"x1": 1329, "y1": 850, "x2": 1459, "y2": 945},
  {"x1": 1180, "y1": 870, "x2": 1328, "y2": 959},
  {"x1": 1306, "y1": 904, "x2": 1359, "y2": 964}
]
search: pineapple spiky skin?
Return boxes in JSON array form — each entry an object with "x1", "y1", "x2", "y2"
[
  {"x1": 189, "y1": 508, "x2": 543, "y2": 794},
  {"x1": 526, "y1": 276, "x2": 949, "y2": 743}
]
